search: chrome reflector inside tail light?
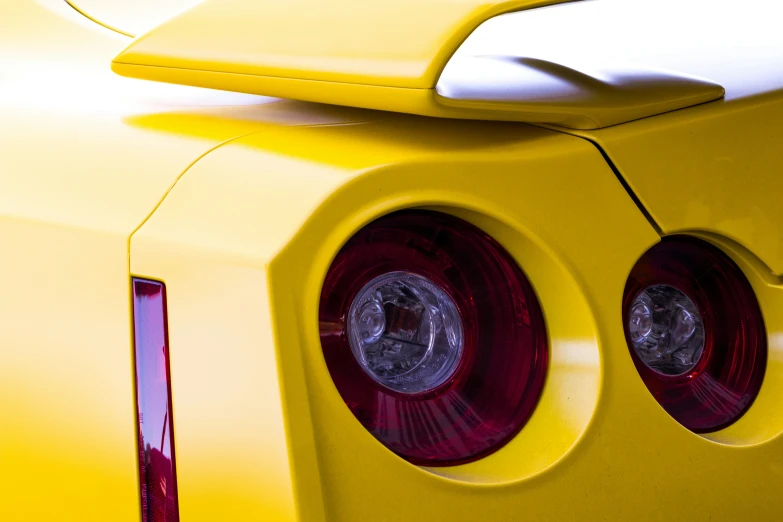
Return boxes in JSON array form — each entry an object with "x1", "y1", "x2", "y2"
[
  {"x1": 347, "y1": 271, "x2": 464, "y2": 394},
  {"x1": 319, "y1": 210, "x2": 548, "y2": 466},
  {"x1": 132, "y1": 279, "x2": 180, "y2": 522},
  {"x1": 629, "y1": 284, "x2": 705, "y2": 376}
]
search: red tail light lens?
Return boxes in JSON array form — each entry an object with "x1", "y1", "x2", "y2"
[
  {"x1": 623, "y1": 237, "x2": 767, "y2": 432},
  {"x1": 319, "y1": 210, "x2": 548, "y2": 466},
  {"x1": 132, "y1": 279, "x2": 180, "y2": 522}
]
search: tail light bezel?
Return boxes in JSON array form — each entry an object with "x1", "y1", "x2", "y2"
[{"x1": 273, "y1": 198, "x2": 604, "y2": 484}]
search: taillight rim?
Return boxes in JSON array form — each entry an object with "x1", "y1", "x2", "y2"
[
  {"x1": 277, "y1": 198, "x2": 602, "y2": 484},
  {"x1": 319, "y1": 209, "x2": 549, "y2": 466},
  {"x1": 622, "y1": 235, "x2": 767, "y2": 433}
]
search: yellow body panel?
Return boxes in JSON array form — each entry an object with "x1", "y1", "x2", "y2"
[
  {"x1": 4, "y1": 0, "x2": 783, "y2": 521},
  {"x1": 129, "y1": 110, "x2": 783, "y2": 520},
  {"x1": 571, "y1": 92, "x2": 783, "y2": 276},
  {"x1": 0, "y1": 1, "x2": 357, "y2": 520}
]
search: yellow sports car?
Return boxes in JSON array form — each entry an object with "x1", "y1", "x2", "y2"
[{"x1": 2, "y1": 0, "x2": 782, "y2": 520}]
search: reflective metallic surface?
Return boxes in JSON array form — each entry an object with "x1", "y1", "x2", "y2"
[
  {"x1": 347, "y1": 271, "x2": 464, "y2": 394},
  {"x1": 629, "y1": 285, "x2": 705, "y2": 376}
]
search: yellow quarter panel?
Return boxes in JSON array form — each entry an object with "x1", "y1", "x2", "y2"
[
  {"x1": 0, "y1": 1, "x2": 337, "y2": 520},
  {"x1": 132, "y1": 113, "x2": 778, "y2": 520},
  {"x1": 579, "y1": 92, "x2": 783, "y2": 276},
  {"x1": 6, "y1": 1, "x2": 783, "y2": 520}
]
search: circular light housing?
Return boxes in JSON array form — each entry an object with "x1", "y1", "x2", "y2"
[
  {"x1": 623, "y1": 236, "x2": 767, "y2": 433},
  {"x1": 320, "y1": 210, "x2": 548, "y2": 466}
]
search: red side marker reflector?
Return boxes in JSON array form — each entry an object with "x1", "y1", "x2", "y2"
[{"x1": 132, "y1": 279, "x2": 180, "y2": 522}]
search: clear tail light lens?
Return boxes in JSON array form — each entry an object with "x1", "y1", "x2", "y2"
[
  {"x1": 132, "y1": 279, "x2": 180, "y2": 522},
  {"x1": 347, "y1": 271, "x2": 464, "y2": 394},
  {"x1": 629, "y1": 284, "x2": 705, "y2": 376},
  {"x1": 623, "y1": 237, "x2": 767, "y2": 432},
  {"x1": 319, "y1": 210, "x2": 548, "y2": 466}
]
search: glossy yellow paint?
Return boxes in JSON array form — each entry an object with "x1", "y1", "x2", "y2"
[
  {"x1": 573, "y1": 91, "x2": 783, "y2": 276},
  {"x1": 560, "y1": 91, "x2": 783, "y2": 451},
  {"x1": 129, "y1": 105, "x2": 775, "y2": 520},
  {"x1": 0, "y1": 1, "x2": 359, "y2": 520},
  {"x1": 6, "y1": 0, "x2": 783, "y2": 521},
  {"x1": 113, "y1": 0, "x2": 567, "y2": 89},
  {"x1": 110, "y1": 0, "x2": 620, "y2": 125},
  {"x1": 110, "y1": 0, "x2": 727, "y2": 130}
]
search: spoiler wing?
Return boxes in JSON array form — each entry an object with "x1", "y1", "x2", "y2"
[{"x1": 112, "y1": 0, "x2": 724, "y2": 129}]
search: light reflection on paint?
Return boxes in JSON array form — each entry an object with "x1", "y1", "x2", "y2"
[
  {"x1": 446, "y1": 0, "x2": 783, "y2": 101},
  {"x1": 551, "y1": 339, "x2": 600, "y2": 367},
  {"x1": 770, "y1": 333, "x2": 783, "y2": 361}
]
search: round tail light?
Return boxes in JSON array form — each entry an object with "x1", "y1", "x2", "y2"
[
  {"x1": 623, "y1": 236, "x2": 767, "y2": 432},
  {"x1": 319, "y1": 210, "x2": 548, "y2": 466}
]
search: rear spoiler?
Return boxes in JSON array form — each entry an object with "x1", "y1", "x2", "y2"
[{"x1": 112, "y1": 0, "x2": 724, "y2": 129}]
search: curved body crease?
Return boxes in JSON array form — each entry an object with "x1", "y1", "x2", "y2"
[{"x1": 2, "y1": 1, "x2": 783, "y2": 521}]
